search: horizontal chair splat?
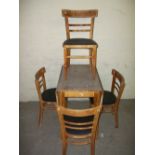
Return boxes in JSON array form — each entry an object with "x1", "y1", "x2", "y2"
[
  {"x1": 64, "y1": 121, "x2": 93, "y2": 126},
  {"x1": 69, "y1": 29, "x2": 91, "y2": 32},
  {"x1": 65, "y1": 126, "x2": 92, "y2": 130},
  {"x1": 69, "y1": 24, "x2": 91, "y2": 26},
  {"x1": 66, "y1": 56, "x2": 93, "y2": 59}
]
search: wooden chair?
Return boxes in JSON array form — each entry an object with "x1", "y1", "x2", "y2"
[
  {"x1": 35, "y1": 67, "x2": 56, "y2": 126},
  {"x1": 90, "y1": 69, "x2": 125, "y2": 128},
  {"x1": 62, "y1": 9, "x2": 98, "y2": 79},
  {"x1": 56, "y1": 104, "x2": 102, "y2": 155}
]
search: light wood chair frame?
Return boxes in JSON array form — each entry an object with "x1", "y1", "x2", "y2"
[
  {"x1": 35, "y1": 67, "x2": 56, "y2": 126},
  {"x1": 62, "y1": 9, "x2": 98, "y2": 79},
  {"x1": 102, "y1": 69, "x2": 125, "y2": 128},
  {"x1": 57, "y1": 103, "x2": 102, "y2": 155}
]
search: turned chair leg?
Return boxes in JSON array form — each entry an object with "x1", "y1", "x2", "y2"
[
  {"x1": 67, "y1": 49, "x2": 70, "y2": 66},
  {"x1": 91, "y1": 47, "x2": 97, "y2": 79},
  {"x1": 38, "y1": 108, "x2": 43, "y2": 126},
  {"x1": 89, "y1": 48, "x2": 92, "y2": 66},
  {"x1": 114, "y1": 112, "x2": 119, "y2": 128},
  {"x1": 91, "y1": 141, "x2": 95, "y2": 155},
  {"x1": 64, "y1": 47, "x2": 68, "y2": 80},
  {"x1": 62, "y1": 141, "x2": 67, "y2": 155}
]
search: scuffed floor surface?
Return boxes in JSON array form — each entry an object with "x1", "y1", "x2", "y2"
[{"x1": 19, "y1": 99, "x2": 135, "y2": 155}]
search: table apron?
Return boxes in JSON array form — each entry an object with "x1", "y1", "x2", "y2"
[{"x1": 57, "y1": 90, "x2": 102, "y2": 98}]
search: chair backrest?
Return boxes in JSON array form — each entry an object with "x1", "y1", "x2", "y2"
[
  {"x1": 111, "y1": 69, "x2": 125, "y2": 102},
  {"x1": 35, "y1": 67, "x2": 47, "y2": 101},
  {"x1": 57, "y1": 104, "x2": 102, "y2": 145},
  {"x1": 62, "y1": 9, "x2": 98, "y2": 39}
]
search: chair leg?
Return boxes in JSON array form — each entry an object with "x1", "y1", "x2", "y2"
[
  {"x1": 91, "y1": 141, "x2": 95, "y2": 155},
  {"x1": 89, "y1": 48, "x2": 92, "y2": 66},
  {"x1": 95, "y1": 123, "x2": 99, "y2": 139},
  {"x1": 67, "y1": 49, "x2": 70, "y2": 66},
  {"x1": 38, "y1": 108, "x2": 43, "y2": 126},
  {"x1": 114, "y1": 112, "x2": 119, "y2": 128},
  {"x1": 62, "y1": 141, "x2": 67, "y2": 155},
  {"x1": 64, "y1": 47, "x2": 68, "y2": 79},
  {"x1": 92, "y1": 47, "x2": 97, "y2": 79}
]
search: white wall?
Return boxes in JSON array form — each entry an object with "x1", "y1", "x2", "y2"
[{"x1": 19, "y1": 0, "x2": 135, "y2": 101}]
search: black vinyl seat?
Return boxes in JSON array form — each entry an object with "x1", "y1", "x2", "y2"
[
  {"x1": 102, "y1": 91, "x2": 116, "y2": 105},
  {"x1": 90, "y1": 90, "x2": 116, "y2": 105},
  {"x1": 41, "y1": 88, "x2": 56, "y2": 102},
  {"x1": 63, "y1": 38, "x2": 98, "y2": 46}
]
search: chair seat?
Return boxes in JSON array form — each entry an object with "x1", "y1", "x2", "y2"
[
  {"x1": 63, "y1": 38, "x2": 98, "y2": 46},
  {"x1": 103, "y1": 91, "x2": 116, "y2": 105},
  {"x1": 41, "y1": 88, "x2": 56, "y2": 102}
]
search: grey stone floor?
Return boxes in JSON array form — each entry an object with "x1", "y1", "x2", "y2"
[{"x1": 19, "y1": 99, "x2": 135, "y2": 155}]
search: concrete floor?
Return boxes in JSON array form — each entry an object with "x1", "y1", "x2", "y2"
[{"x1": 19, "y1": 99, "x2": 135, "y2": 155}]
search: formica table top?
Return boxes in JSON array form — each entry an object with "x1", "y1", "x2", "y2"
[{"x1": 56, "y1": 65, "x2": 103, "y2": 92}]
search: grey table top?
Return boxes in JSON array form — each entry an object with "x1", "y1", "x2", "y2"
[{"x1": 56, "y1": 65, "x2": 103, "y2": 92}]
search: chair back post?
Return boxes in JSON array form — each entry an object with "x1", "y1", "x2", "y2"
[
  {"x1": 111, "y1": 69, "x2": 125, "y2": 110},
  {"x1": 56, "y1": 92, "x2": 66, "y2": 107},
  {"x1": 35, "y1": 67, "x2": 47, "y2": 102},
  {"x1": 111, "y1": 69, "x2": 116, "y2": 93},
  {"x1": 91, "y1": 104, "x2": 102, "y2": 140},
  {"x1": 64, "y1": 17, "x2": 70, "y2": 39},
  {"x1": 35, "y1": 80, "x2": 42, "y2": 102},
  {"x1": 93, "y1": 91, "x2": 103, "y2": 106},
  {"x1": 57, "y1": 106, "x2": 68, "y2": 141},
  {"x1": 41, "y1": 67, "x2": 47, "y2": 91},
  {"x1": 90, "y1": 17, "x2": 95, "y2": 39},
  {"x1": 116, "y1": 79, "x2": 125, "y2": 108}
]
